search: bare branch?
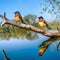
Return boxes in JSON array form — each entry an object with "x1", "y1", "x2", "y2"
[
  {"x1": 57, "y1": 42, "x2": 60, "y2": 51},
  {"x1": 4, "y1": 12, "x2": 6, "y2": 18},
  {"x1": 0, "y1": 13, "x2": 60, "y2": 37},
  {"x1": 2, "y1": 50, "x2": 10, "y2": 60}
]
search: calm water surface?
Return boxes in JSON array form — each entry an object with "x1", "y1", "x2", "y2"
[{"x1": 0, "y1": 35, "x2": 60, "y2": 60}]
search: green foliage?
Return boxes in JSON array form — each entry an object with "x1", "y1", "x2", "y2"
[
  {"x1": 48, "y1": 20, "x2": 60, "y2": 30},
  {"x1": 0, "y1": 24, "x2": 38, "y2": 40},
  {"x1": 24, "y1": 14, "x2": 37, "y2": 24}
]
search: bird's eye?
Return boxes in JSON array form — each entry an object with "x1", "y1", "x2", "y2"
[{"x1": 15, "y1": 14, "x2": 19, "y2": 16}]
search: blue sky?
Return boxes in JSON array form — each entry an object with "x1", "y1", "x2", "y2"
[{"x1": 0, "y1": 0, "x2": 56, "y2": 21}]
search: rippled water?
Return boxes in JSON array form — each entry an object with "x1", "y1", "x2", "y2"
[{"x1": 0, "y1": 35, "x2": 60, "y2": 60}]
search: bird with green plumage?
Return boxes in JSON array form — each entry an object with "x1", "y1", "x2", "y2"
[
  {"x1": 14, "y1": 11, "x2": 26, "y2": 24},
  {"x1": 38, "y1": 16, "x2": 51, "y2": 30}
]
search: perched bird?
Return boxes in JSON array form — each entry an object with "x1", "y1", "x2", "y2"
[
  {"x1": 14, "y1": 11, "x2": 26, "y2": 24},
  {"x1": 38, "y1": 16, "x2": 51, "y2": 29}
]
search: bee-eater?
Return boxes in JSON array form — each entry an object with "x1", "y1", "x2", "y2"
[
  {"x1": 14, "y1": 11, "x2": 26, "y2": 24},
  {"x1": 38, "y1": 16, "x2": 51, "y2": 29}
]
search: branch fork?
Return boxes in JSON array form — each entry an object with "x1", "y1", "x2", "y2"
[{"x1": 0, "y1": 13, "x2": 60, "y2": 37}]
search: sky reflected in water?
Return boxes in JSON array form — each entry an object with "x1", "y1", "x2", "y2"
[{"x1": 0, "y1": 35, "x2": 60, "y2": 60}]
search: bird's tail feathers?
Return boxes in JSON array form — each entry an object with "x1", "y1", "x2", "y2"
[
  {"x1": 22, "y1": 20, "x2": 26, "y2": 24},
  {"x1": 46, "y1": 24, "x2": 51, "y2": 30}
]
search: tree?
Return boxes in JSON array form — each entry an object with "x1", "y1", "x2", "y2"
[
  {"x1": 40, "y1": 0, "x2": 60, "y2": 20},
  {"x1": 24, "y1": 14, "x2": 37, "y2": 24}
]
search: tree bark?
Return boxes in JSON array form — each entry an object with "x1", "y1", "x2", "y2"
[{"x1": 0, "y1": 13, "x2": 60, "y2": 37}]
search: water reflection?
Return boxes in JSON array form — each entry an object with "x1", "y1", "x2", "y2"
[
  {"x1": 57, "y1": 42, "x2": 60, "y2": 51},
  {"x1": 0, "y1": 25, "x2": 38, "y2": 40},
  {"x1": 39, "y1": 37, "x2": 60, "y2": 56},
  {"x1": 0, "y1": 34, "x2": 60, "y2": 60},
  {"x1": 2, "y1": 50, "x2": 10, "y2": 60}
]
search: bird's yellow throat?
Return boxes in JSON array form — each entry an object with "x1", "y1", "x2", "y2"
[
  {"x1": 15, "y1": 16, "x2": 21, "y2": 21},
  {"x1": 39, "y1": 22, "x2": 46, "y2": 27}
]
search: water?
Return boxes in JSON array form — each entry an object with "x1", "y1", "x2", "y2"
[{"x1": 0, "y1": 35, "x2": 60, "y2": 60}]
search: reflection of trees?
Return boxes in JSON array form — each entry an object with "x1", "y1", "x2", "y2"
[
  {"x1": 39, "y1": 37, "x2": 60, "y2": 56},
  {"x1": 0, "y1": 25, "x2": 38, "y2": 40}
]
